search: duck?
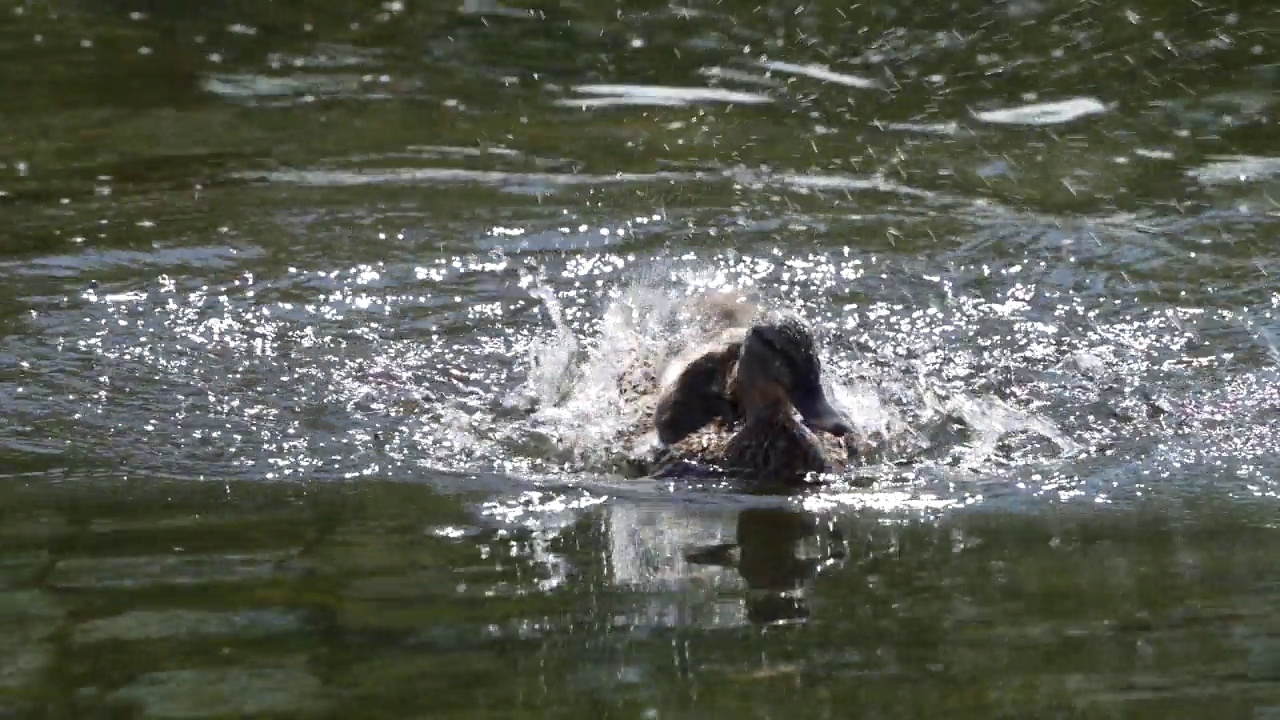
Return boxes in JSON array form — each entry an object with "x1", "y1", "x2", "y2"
[{"x1": 642, "y1": 315, "x2": 857, "y2": 484}]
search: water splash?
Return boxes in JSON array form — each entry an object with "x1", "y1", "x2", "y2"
[
  {"x1": 516, "y1": 269, "x2": 1081, "y2": 482},
  {"x1": 520, "y1": 274, "x2": 756, "y2": 470},
  {"x1": 518, "y1": 280, "x2": 580, "y2": 409}
]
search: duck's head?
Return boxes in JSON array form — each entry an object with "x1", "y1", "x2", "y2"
[{"x1": 733, "y1": 318, "x2": 853, "y2": 437}]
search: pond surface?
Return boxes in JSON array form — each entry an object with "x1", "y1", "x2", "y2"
[{"x1": 1, "y1": 0, "x2": 1279, "y2": 717}]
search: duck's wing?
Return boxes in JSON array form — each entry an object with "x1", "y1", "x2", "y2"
[
  {"x1": 647, "y1": 425, "x2": 736, "y2": 479},
  {"x1": 653, "y1": 342, "x2": 742, "y2": 444}
]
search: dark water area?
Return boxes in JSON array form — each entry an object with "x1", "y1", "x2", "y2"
[{"x1": 2, "y1": 0, "x2": 1279, "y2": 716}]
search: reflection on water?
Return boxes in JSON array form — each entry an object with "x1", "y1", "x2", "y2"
[
  {"x1": 605, "y1": 504, "x2": 846, "y2": 628},
  {"x1": 2, "y1": 0, "x2": 1279, "y2": 716},
  {"x1": 1, "y1": 480, "x2": 1277, "y2": 717}
]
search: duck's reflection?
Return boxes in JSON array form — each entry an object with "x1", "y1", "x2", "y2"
[
  {"x1": 605, "y1": 502, "x2": 845, "y2": 628},
  {"x1": 687, "y1": 507, "x2": 846, "y2": 625}
]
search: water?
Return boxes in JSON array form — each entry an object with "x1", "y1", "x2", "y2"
[{"x1": 1, "y1": 0, "x2": 1279, "y2": 716}]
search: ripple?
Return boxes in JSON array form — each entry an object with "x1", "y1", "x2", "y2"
[
  {"x1": 73, "y1": 609, "x2": 304, "y2": 644},
  {"x1": 47, "y1": 551, "x2": 303, "y2": 590},
  {"x1": 200, "y1": 70, "x2": 420, "y2": 106},
  {"x1": 1188, "y1": 155, "x2": 1280, "y2": 186},
  {"x1": 236, "y1": 167, "x2": 697, "y2": 189},
  {"x1": 759, "y1": 60, "x2": 880, "y2": 89},
  {"x1": 972, "y1": 97, "x2": 1110, "y2": 126},
  {"x1": 697, "y1": 66, "x2": 781, "y2": 88},
  {"x1": 109, "y1": 663, "x2": 327, "y2": 718},
  {"x1": 203, "y1": 72, "x2": 366, "y2": 98},
  {"x1": 557, "y1": 83, "x2": 774, "y2": 108}
]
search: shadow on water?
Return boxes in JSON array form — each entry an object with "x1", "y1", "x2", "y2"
[{"x1": 1, "y1": 0, "x2": 1279, "y2": 716}]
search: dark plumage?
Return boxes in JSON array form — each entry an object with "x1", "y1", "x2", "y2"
[{"x1": 646, "y1": 317, "x2": 856, "y2": 484}]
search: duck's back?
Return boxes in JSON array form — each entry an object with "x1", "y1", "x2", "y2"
[{"x1": 651, "y1": 413, "x2": 851, "y2": 484}]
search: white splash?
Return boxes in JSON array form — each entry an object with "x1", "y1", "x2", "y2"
[{"x1": 520, "y1": 274, "x2": 758, "y2": 469}]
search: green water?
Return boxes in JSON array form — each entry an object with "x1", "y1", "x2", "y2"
[
  {"x1": 3, "y1": 480, "x2": 1278, "y2": 717},
  {"x1": 2, "y1": 0, "x2": 1279, "y2": 716}
]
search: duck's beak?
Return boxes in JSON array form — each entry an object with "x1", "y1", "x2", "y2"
[{"x1": 792, "y1": 387, "x2": 852, "y2": 437}]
